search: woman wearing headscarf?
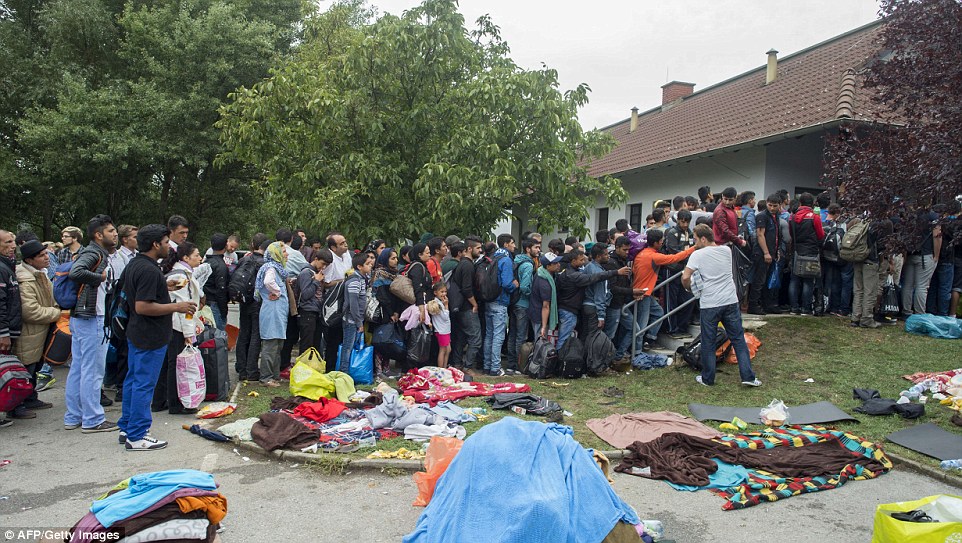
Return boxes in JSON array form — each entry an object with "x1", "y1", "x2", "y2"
[
  {"x1": 153, "y1": 242, "x2": 205, "y2": 415},
  {"x1": 399, "y1": 245, "x2": 413, "y2": 272},
  {"x1": 256, "y1": 242, "x2": 289, "y2": 387}
]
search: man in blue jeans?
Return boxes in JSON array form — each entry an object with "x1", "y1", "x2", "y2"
[
  {"x1": 482, "y1": 235, "x2": 518, "y2": 377},
  {"x1": 64, "y1": 215, "x2": 119, "y2": 434},
  {"x1": 682, "y1": 224, "x2": 761, "y2": 387},
  {"x1": 119, "y1": 224, "x2": 196, "y2": 451}
]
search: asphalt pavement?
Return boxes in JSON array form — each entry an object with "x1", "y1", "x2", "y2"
[{"x1": 1, "y1": 362, "x2": 958, "y2": 542}]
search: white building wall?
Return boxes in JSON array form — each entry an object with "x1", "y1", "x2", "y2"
[{"x1": 585, "y1": 146, "x2": 768, "y2": 234}]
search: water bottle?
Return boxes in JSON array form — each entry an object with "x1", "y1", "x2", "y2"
[{"x1": 940, "y1": 459, "x2": 962, "y2": 471}]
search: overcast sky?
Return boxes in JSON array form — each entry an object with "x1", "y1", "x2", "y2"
[{"x1": 362, "y1": 0, "x2": 881, "y2": 130}]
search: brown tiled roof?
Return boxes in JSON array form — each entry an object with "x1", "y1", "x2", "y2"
[{"x1": 587, "y1": 20, "x2": 889, "y2": 177}]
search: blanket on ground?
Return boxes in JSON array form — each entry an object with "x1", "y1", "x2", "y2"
[
  {"x1": 402, "y1": 381, "x2": 531, "y2": 406},
  {"x1": 902, "y1": 368, "x2": 962, "y2": 394},
  {"x1": 616, "y1": 425, "x2": 890, "y2": 510},
  {"x1": 403, "y1": 418, "x2": 639, "y2": 543},
  {"x1": 586, "y1": 411, "x2": 721, "y2": 449}
]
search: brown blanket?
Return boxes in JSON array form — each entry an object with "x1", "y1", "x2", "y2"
[
  {"x1": 251, "y1": 412, "x2": 319, "y2": 452},
  {"x1": 615, "y1": 432, "x2": 888, "y2": 486}
]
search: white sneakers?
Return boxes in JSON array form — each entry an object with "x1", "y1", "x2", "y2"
[
  {"x1": 125, "y1": 435, "x2": 168, "y2": 451},
  {"x1": 741, "y1": 379, "x2": 763, "y2": 387}
]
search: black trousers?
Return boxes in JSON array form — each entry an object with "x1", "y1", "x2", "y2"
[
  {"x1": 153, "y1": 330, "x2": 188, "y2": 413},
  {"x1": 323, "y1": 321, "x2": 343, "y2": 370},
  {"x1": 280, "y1": 314, "x2": 299, "y2": 370},
  {"x1": 748, "y1": 251, "x2": 773, "y2": 310},
  {"x1": 298, "y1": 311, "x2": 324, "y2": 359},
  {"x1": 112, "y1": 339, "x2": 129, "y2": 400},
  {"x1": 236, "y1": 302, "x2": 261, "y2": 380}
]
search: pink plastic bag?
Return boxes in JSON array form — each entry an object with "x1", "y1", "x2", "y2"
[{"x1": 176, "y1": 345, "x2": 206, "y2": 409}]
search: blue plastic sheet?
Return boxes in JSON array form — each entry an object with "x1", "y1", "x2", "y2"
[{"x1": 904, "y1": 314, "x2": 962, "y2": 339}]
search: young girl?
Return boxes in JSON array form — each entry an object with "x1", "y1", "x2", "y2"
[{"x1": 427, "y1": 282, "x2": 451, "y2": 368}]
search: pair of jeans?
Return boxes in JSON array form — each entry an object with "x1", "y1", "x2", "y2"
[
  {"x1": 604, "y1": 304, "x2": 638, "y2": 359},
  {"x1": 236, "y1": 301, "x2": 261, "y2": 380},
  {"x1": 210, "y1": 304, "x2": 227, "y2": 331},
  {"x1": 297, "y1": 310, "x2": 324, "y2": 358},
  {"x1": 259, "y1": 338, "x2": 283, "y2": 382},
  {"x1": 901, "y1": 254, "x2": 937, "y2": 314},
  {"x1": 556, "y1": 308, "x2": 579, "y2": 351},
  {"x1": 505, "y1": 304, "x2": 529, "y2": 371},
  {"x1": 632, "y1": 296, "x2": 664, "y2": 343},
  {"x1": 483, "y1": 302, "x2": 509, "y2": 372},
  {"x1": 118, "y1": 341, "x2": 167, "y2": 441},
  {"x1": 65, "y1": 316, "x2": 108, "y2": 428},
  {"x1": 925, "y1": 259, "x2": 954, "y2": 316},
  {"x1": 699, "y1": 303, "x2": 755, "y2": 385},
  {"x1": 789, "y1": 274, "x2": 815, "y2": 313},
  {"x1": 339, "y1": 320, "x2": 361, "y2": 373},
  {"x1": 821, "y1": 260, "x2": 844, "y2": 313},
  {"x1": 451, "y1": 309, "x2": 481, "y2": 368}
]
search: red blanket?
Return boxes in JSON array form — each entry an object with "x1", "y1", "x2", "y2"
[{"x1": 403, "y1": 382, "x2": 531, "y2": 406}]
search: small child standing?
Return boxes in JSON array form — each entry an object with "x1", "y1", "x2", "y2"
[{"x1": 427, "y1": 282, "x2": 451, "y2": 368}]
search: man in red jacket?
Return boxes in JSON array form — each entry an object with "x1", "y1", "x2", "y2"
[{"x1": 712, "y1": 187, "x2": 747, "y2": 248}]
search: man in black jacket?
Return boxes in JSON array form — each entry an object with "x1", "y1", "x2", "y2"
[
  {"x1": 604, "y1": 236, "x2": 643, "y2": 361},
  {"x1": 65, "y1": 214, "x2": 118, "y2": 434},
  {"x1": 0, "y1": 230, "x2": 20, "y2": 428},
  {"x1": 296, "y1": 249, "x2": 332, "y2": 355},
  {"x1": 662, "y1": 209, "x2": 696, "y2": 339},
  {"x1": 450, "y1": 237, "x2": 482, "y2": 369},
  {"x1": 555, "y1": 250, "x2": 628, "y2": 350},
  {"x1": 236, "y1": 234, "x2": 268, "y2": 381},
  {"x1": 203, "y1": 233, "x2": 231, "y2": 331}
]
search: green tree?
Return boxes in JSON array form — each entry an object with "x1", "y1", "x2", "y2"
[
  {"x1": 218, "y1": 0, "x2": 623, "y2": 243},
  {"x1": 1, "y1": 0, "x2": 303, "y2": 241}
]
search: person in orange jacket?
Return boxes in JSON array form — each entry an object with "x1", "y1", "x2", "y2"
[{"x1": 631, "y1": 229, "x2": 697, "y2": 349}]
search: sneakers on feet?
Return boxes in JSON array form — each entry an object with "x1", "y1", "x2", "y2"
[
  {"x1": 503, "y1": 368, "x2": 520, "y2": 376},
  {"x1": 1, "y1": 418, "x2": 13, "y2": 428},
  {"x1": 118, "y1": 431, "x2": 127, "y2": 444},
  {"x1": 741, "y1": 379, "x2": 763, "y2": 387},
  {"x1": 669, "y1": 332, "x2": 693, "y2": 339},
  {"x1": 10, "y1": 406, "x2": 37, "y2": 419},
  {"x1": 261, "y1": 380, "x2": 281, "y2": 388},
  {"x1": 488, "y1": 369, "x2": 505, "y2": 377},
  {"x1": 100, "y1": 391, "x2": 114, "y2": 407},
  {"x1": 125, "y1": 435, "x2": 168, "y2": 451},
  {"x1": 81, "y1": 421, "x2": 119, "y2": 433},
  {"x1": 65, "y1": 422, "x2": 81, "y2": 430},
  {"x1": 35, "y1": 375, "x2": 56, "y2": 392},
  {"x1": 695, "y1": 375, "x2": 711, "y2": 386}
]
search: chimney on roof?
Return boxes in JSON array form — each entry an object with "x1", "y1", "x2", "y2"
[
  {"x1": 766, "y1": 49, "x2": 779, "y2": 84},
  {"x1": 630, "y1": 107, "x2": 639, "y2": 132},
  {"x1": 661, "y1": 81, "x2": 695, "y2": 106}
]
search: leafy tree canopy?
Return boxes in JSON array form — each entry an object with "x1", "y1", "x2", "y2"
[
  {"x1": 218, "y1": 0, "x2": 623, "y2": 244},
  {"x1": 824, "y1": 0, "x2": 962, "y2": 245}
]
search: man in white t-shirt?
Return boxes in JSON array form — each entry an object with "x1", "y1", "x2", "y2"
[{"x1": 682, "y1": 224, "x2": 761, "y2": 388}]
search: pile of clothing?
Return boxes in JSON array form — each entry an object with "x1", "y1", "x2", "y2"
[
  {"x1": 615, "y1": 425, "x2": 891, "y2": 510},
  {"x1": 902, "y1": 368, "x2": 962, "y2": 395},
  {"x1": 67, "y1": 469, "x2": 226, "y2": 542},
  {"x1": 398, "y1": 366, "x2": 531, "y2": 406}
]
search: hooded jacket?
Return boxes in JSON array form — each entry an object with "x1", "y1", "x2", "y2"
[
  {"x1": 68, "y1": 242, "x2": 110, "y2": 318},
  {"x1": 791, "y1": 206, "x2": 825, "y2": 257},
  {"x1": 15, "y1": 262, "x2": 62, "y2": 364},
  {"x1": 513, "y1": 253, "x2": 536, "y2": 309},
  {"x1": 605, "y1": 251, "x2": 634, "y2": 308}
]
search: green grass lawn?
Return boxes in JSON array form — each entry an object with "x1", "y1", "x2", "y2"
[{"x1": 228, "y1": 315, "x2": 962, "y2": 475}]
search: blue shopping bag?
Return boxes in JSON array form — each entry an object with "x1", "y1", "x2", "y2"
[
  {"x1": 766, "y1": 260, "x2": 782, "y2": 290},
  {"x1": 338, "y1": 335, "x2": 374, "y2": 385}
]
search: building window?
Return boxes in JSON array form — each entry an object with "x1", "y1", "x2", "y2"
[
  {"x1": 597, "y1": 207, "x2": 609, "y2": 231},
  {"x1": 629, "y1": 203, "x2": 643, "y2": 230}
]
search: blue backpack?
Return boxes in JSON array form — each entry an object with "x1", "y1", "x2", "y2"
[{"x1": 52, "y1": 252, "x2": 102, "y2": 310}]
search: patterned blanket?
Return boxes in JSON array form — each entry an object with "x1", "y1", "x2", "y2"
[
  {"x1": 902, "y1": 368, "x2": 962, "y2": 394},
  {"x1": 402, "y1": 382, "x2": 532, "y2": 406},
  {"x1": 711, "y1": 425, "x2": 891, "y2": 510}
]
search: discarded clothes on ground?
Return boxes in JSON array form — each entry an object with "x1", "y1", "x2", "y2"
[
  {"x1": 68, "y1": 469, "x2": 226, "y2": 542},
  {"x1": 404, "y1": 417, "x2": 640, "y2": 543},
  {"x1": 585, "y1": 411, "x2": 722, "y2": 449},
  {"x1": 486, "y1": 393, "x2": 562, "y2": 416},
  {"x1": 398, "y1": 366, "x2": 531, "y2": 406},
  {"x1": 615, "y1": 425, "x2": 891, "y2": 510},
  {"x1": 853, "y1": 388, "x2": 924, "y2": 419}
]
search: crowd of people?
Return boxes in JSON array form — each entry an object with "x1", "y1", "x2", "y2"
[{"x1": 1, "y1": 184, "x2": 959, "y2": 449}]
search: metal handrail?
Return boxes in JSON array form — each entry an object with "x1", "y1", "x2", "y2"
[{"x1": 625, "y1": 270, "x2": 695, "y2": 362}]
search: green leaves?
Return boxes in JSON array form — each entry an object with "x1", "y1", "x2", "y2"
[{"x1": 219, "y1": 0, "x2": 620, "y2": 243}]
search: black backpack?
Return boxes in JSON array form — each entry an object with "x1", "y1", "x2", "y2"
[
  {"x1": 583, "y1": 328, "x2": 616, "y2": 375},
  {"x1": 474, "y1": 254, "x2": 506, "y2": 303},
  {"x1": 556, "y1": 336, "x2": 587, "y2": 378},
  {"x1": 680, "y1": 329, "x2": 731, "y2": 371},
  {"x1": 106, "y1": 269, "x2": 130, "y2": 347},
  {"x1": 821, "y1": 221, "x2": 844, "y2": 263},
  {"x1": 525, "y1": 337, "x2": 558, "y2": 379},
  {"x1": 322, "y1": 280, "x2": 346, "y2": 327},
  {"x1": 228, "y1": 255, "x2": 260, "y2": 303}
]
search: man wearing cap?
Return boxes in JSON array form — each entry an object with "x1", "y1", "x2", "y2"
[{"x1": 11, "y1": 240, "x2": 61, "y2": 419}]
